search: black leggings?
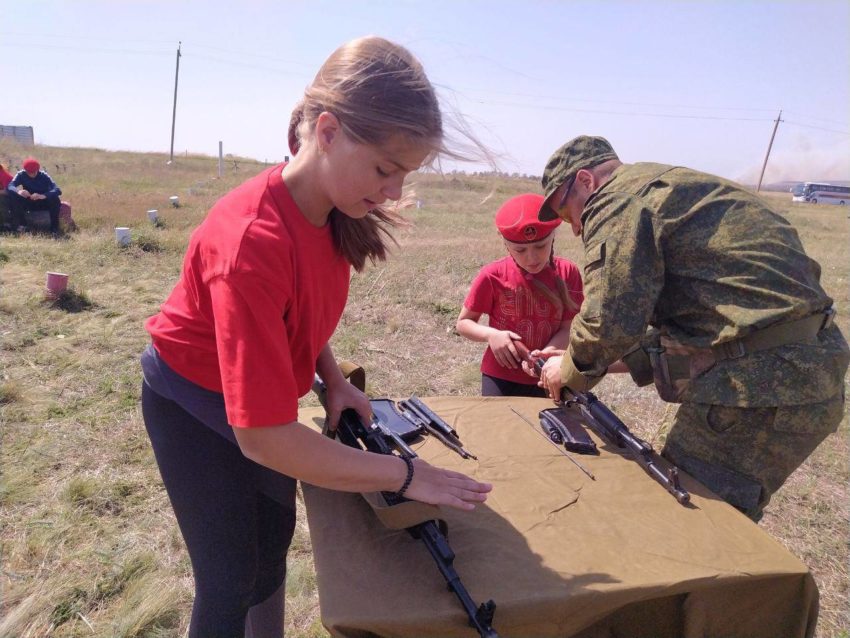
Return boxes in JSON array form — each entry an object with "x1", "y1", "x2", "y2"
[
  {"x1": 8, "y1": 191, "x2": 60, "y2": 232},
  {"x1": 141, "y1": 382, "x2": 296, "y2": 637},
  {"x1": 481, "y1": 373, "x2": 548, "y2": 398}
]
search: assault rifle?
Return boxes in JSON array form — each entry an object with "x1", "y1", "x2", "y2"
[
  {"x1": 312, "y1": 375, "x2": 499, "y2": 638},
  {"x1": 514, "y1": 342, "x2": 690, "y2": 506}
]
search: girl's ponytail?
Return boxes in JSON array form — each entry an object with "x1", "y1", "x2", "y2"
[
  {"x1": 288, "y1": 101, "x2": 305, "y2": 156},
  {"x1": 329, "y1": 205, "x2": 408, "y2": 272}
]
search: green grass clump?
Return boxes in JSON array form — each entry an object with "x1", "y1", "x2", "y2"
[
  {"x1": 49, "y1": 586, "x2": 89, "y2": 627},
  {"x1": 50, "y1": 287, "x2": 94, "y2": 313}
]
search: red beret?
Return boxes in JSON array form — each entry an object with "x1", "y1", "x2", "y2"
[
  {"x1": 495, "y1": 193, "x2": 561, "y2": 243},
  {"x1": 22, "y1": 157, "x2": 40, "y2": 172}
]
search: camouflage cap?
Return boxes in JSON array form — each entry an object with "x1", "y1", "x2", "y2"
[{"x1": 538, "y1": 136, "x2": 619, "y2": 221}]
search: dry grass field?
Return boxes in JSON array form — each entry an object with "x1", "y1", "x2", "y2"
[{"x1": 1, "y1": 142, "x2": 847, "y2": 637}]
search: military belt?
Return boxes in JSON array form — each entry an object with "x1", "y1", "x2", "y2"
[{"x1": 712, "y1": 308, "x2": 835, "y2": 361}]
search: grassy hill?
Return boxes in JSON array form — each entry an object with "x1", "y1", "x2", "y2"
[{"x1": 1, "y1": 142, "x2": 848, "y2": 637}]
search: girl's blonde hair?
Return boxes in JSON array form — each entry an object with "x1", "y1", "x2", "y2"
[{"x1": 288, "y1": 36, "x2": 443, "y2": 271}]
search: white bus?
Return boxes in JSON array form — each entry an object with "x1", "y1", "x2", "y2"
[{"x1": 790, "y1": 182, "x2": 850, "y2": 205}]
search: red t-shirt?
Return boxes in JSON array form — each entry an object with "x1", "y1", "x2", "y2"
[
  {"x1": 146, "y1": 165, "x2": 350, "y2": 427},
  {"x1": 0, "y1": 166, "x2": 13, "y2": 189},
  {"x1": 464, "y1": 256, "x2": 583, "y2": 384}
]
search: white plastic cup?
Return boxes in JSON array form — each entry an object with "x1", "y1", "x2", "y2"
[
  {"x1": 46, "y1": 272, "x2": 69, "y2": 299},
  {"x1": 169, "y1": 195, "x2": 180, "y2": 208},
  {"x1": 147, "y1": 209, "x2": 159, "y2": 223},
  {"x1": 115, "y1": 227, "x2": 131, "y2": 247}
]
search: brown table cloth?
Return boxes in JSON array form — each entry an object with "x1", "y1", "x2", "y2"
[{"x1": 299, "y1": 396, "x2": 818, "y2": 638}]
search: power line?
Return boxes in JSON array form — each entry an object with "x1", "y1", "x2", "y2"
[
  {"x1": 188, "y1": 52, "x2": 312, "y2": 78},
  {"x1": 458, "y1": 97, "x2": 773, "y2": 123},
  {"x1": 0, "y1": 30, "x2": 175, "y2": 44},
  {"x1": 783, "y1": 110, "x2": 850, "y2": 128},
  {"x1": 182, "y1": 41, "x2": 306, "y2": 66},
  {"x1": 448, "y1": 85, "x2": 779, "y2": 114},
  {"x1": 784, "y1": 120, "x2": 850, "y2": 136},
  {"x1": 3, "y1": 32, "x2": 846, "y2": 135},
  {"x1": 0, "y1": 38, "x2": 170, "y2": 56}
]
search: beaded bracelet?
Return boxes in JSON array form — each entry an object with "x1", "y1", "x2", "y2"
[{"x1": 395, "y1": 456, "x2": 415, "y2": 499}]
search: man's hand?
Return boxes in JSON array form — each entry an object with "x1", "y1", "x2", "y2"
[
  {"x1": 487, "y1": 330, "x2": 522, "y2": 369},
  {"x1": 539, "y1": 355, "x2": 564, "y2": 400},
  {"x1": 521, "y1": 347, "x2": 565, "y2": 378},
  {"x1": 30, "y1": 193, "x2": 46, "y2": 201},
  {"x1": 17, "y1": 187, "x2": 31, "y2": 198}
]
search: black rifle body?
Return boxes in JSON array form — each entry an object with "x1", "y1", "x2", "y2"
[
  {"x1": 518, "y1": 346, "x2": 690, "y2": 506},
  {"x1": 563, "y1": 388, "x2": 690, "y2": 505},
  {"x1": 312, "y1": 376, "x2": 498, "y2": 638}
]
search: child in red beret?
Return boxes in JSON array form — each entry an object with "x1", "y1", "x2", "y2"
[{"x1": 456, "y1": 193, "x2": 584, "y2": 396}]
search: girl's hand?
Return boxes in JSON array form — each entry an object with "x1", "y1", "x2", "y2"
[
  {"x1": 325, "y1": 379, "x2": 373, "y2": 431},
  {"x1": 487, "y1": 330, "x2": 522, "y2": 369},
  {"x1": 403, "y1": 458, "x2": 492, "y2": 511}
]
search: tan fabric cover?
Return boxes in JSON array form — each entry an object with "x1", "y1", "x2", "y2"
[
  {"x1": 300, "y1": 396, "x2": 818, "y2": 638},
  {"x1": 359, "y1": 491, "x2": 443, "y2": 530}
]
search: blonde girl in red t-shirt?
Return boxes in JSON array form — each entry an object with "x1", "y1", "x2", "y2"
[
  {"x1": 141, "y1": 36, "x2": 491, "y2": 637},
  {"x1": 456, "y1": 193, "x2": 584, "y2": 397}
]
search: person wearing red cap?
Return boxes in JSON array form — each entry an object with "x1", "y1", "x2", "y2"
[
  {"x1": 7, "y1": 157, "x2": 63, "y2": 235},
  {"x1": 456, "y1": 193, "x2": 584, "y2": 396}
]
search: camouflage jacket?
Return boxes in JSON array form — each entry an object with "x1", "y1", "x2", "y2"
[{"x1": 562, "y1": 162, "x2": 849, "y2": 406}]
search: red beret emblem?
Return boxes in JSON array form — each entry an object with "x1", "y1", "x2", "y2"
[{"x1": 523, "y1": 225, "x2": 537, "y2": 241}]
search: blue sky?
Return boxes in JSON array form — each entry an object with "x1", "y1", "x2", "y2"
[{"x1": 1, "y1": 0, "x2": 848, "y2": 183}]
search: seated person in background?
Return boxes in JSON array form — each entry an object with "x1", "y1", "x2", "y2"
[
  {"x1": 456, "y1": 193, "x2": 584, "y2": 397},
  {"x1": 7, "y1": 157, "x2": 62, "y2": 234},
  {"x1": 0, "y1": 163, "x2": 12, "y2": 228},
  {"x1": 0, "y1": 162, "x2": 12, "y2": 189}
]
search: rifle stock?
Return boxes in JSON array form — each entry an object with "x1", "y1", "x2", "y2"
[{"x1": 311, "y1": 374, "x2": 499, "y2": 638}]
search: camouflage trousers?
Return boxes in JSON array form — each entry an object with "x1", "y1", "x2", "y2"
[{"x1": 661, "y1": 394, "x2": 845, "y2": 521}]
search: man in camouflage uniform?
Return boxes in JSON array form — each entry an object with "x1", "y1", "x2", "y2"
[{"x1": 535, "y1": 135, "x2": 848, "y2": 521}]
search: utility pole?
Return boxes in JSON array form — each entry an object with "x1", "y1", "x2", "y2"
[
  {"x1": 756, "y1": 109, "x2": 783, "y2": 192},
  {"x1": 169, "y1": 41, "x2": 182, "y2": 164}
]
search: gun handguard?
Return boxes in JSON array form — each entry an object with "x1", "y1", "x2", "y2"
[
  {"x1": 512, "y1": 343, "x2": 690, "y2": 506},
  {"x1": 311, "y1": 374, "x2": 499, "y2": 637}
]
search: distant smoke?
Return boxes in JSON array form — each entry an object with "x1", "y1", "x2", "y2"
[{"x1": 736, "y1": 136, "x2": 850, "y2": 185}]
